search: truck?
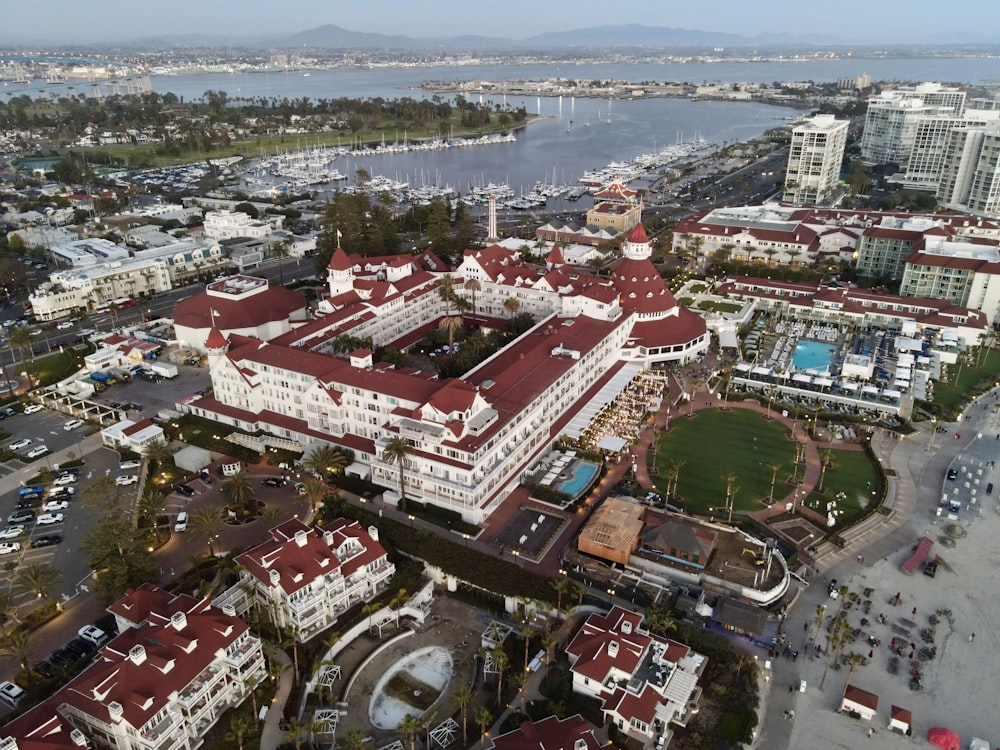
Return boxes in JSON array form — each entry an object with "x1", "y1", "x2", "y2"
[
  {"x1": 149, "y1": 361, "x2": 178, "y2": 379},
  {"x1": 89, "y1": 371, "x2": 116, "y2": 386}
]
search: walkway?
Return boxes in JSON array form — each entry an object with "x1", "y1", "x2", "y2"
[{"x1": 259, "y1": 645, "x2": 294, "y2": 750}]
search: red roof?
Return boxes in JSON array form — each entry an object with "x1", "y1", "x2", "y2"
[
  {"x1": 611, "y1": 257, "x2": 679, "y2": 315},
  {"x1": 490, "y1": 715, "x2": 603, "y2": 750},
  {"x1": 173, "y1": 285, "x2": 306, "y2": 332},
  {"x1": 628, "y1": 224, "x2": 649, "y2": 244},
  {"x1": 204, "y1": 327, "x2": 228, "y2": 349},
  {"x1": 546, "y1": 243, "x2": 565, "y2": 265},
  {"x1": 328, "y1": 246, "x2": 352, "y2": 271},
  {"x1": 842, "y1": 684, "x2": 879, "y2": 711}
]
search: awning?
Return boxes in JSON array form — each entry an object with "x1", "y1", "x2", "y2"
[
  {"x1": 563, "y1": 362, "x2": 643, "y2": 439},
  {"x1": 597, "y1": 435, "x2": 628, "y2": 452}
]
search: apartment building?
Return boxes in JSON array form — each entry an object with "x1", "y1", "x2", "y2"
[
  {"x1": 2, "y1": 586, "x2": 265, "y2": 750},
  {"x1": 861, "y1": 83, "x2": 965, "y2": 166},
  {"x1": 236, "y1": 518, "x2": 395, "y2": 641},
  {"x1": 900, "y1": 238, "x2": 1000, "y2": 322},
  {"x1": 783, "y1": 114, "x2": 848, "y2": 205}
]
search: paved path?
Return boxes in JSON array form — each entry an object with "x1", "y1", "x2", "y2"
[{"x1": 259, "y1": 645, "x2": 294, "y2": 750}]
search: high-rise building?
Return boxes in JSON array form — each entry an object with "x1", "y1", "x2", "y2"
[
  {"x1": 860, "y1": 83, "x2": 965, "y2": 166},
  {"x1": 938, "y1": 120, "x2": 1000, "y2": 217},
  {"x1": 783, "y1": 114, "x2": 848, "y2": 205}
]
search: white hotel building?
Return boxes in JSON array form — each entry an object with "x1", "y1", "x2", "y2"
[
  {"x1": 182, "y1": 227, "x2": 708, "y2": 524},
  {"x1": 783, "y1": 114, "x2": 848, "y2": 205}
]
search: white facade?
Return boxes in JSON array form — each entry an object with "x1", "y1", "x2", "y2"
[
  {"x1": 861, "y1": 83, "x2": 966, "y2": 166},
  {"x1": 784, "y1": 115, "x2": 848, "y2": 205},
  {"x1": 203, "y1": 209, "x2": 277, "y2": 241}
]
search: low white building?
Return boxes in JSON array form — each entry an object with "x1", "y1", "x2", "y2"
[
  {"x1": 203, "y1": 209, "x2": 281, "y2": 241},
  {"x1": 101, "y1": 418, "x2": 165, "y2": 454},
  {"x1": 236, "y1": 518, "x2": 395, "y2": 641}
]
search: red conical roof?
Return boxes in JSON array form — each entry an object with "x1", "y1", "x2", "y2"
[
  {"x1": 546, "y1": 243, "x2": 565, "y2": 265},
  {"x1": 328, "y1": 246, "x2": 351, "y2": 271},
  {"x1": 627, "y1": 224, "x2": 649, "y2": 244},
  {"x1": 205, "y1": 327, "x2": 228, "y2": 349}
]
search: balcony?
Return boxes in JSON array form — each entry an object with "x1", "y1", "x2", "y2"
[
  {"x1": 178, "y1": 664, "x2": 223, "y2": 704},
  {"x1": 224, "y1": 635, "x2": 261, "y2": 665},
  {"x1": 140, "y1": 710, "x2": 181, "y2": 745}
]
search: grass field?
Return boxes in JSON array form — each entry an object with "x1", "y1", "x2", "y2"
[
  {"x1": 800, "y1": 448, "x2": 881, "y2": 529},
  {"x1": 931, "y1": 348, "x2": 1000, "y2": 416},
  {"x1": 652, "y1": 409, "x2": 796, "y2": 513}
]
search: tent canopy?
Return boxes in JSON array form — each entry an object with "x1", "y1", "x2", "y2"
[
  {"x1": 597, "y1": 436, "x2": 628, "y2": 453},
  {"x1": 927, "y1": 727, "x2": 960, "y2": 750}
]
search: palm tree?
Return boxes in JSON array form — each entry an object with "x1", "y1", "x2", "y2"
[
  {"x1": 503, "y1": 297, "x2": 521, "y2": 318},
  {"x1": 222, "y1": 471, "x2": 256, "y2": 514},
  {"x1": 142, "y1": 437, "x2": 171, "y2": 467},
  {"x1": 0, "y1": 590, "x2": 20, "y2": 625},
  {"x1": 842, "y1": 651, "x2": 867, "y2": 694},
  {"x1": 15, "y1": 563, "x2": 62, "y2": 602},
  {"x1": 281, "y1": 624, "x2": 303, "y2": 682},
  {"x1": 362, "y1": 602, "x2": 380, "y2": 636},
  {"x1": 137, "y1": 486, "x2": 167, "y2": 539},
  {"x1": 259, "y1": 505, "x2": 283, "y2": 526},
  {"x1": 767, "y1": 463, "x2": 782, "y2": 504},
  {"x1": 382, "y1": 436, "x2": 414, "y2": 512},
  {"x1": 8, "y1": 326, "x2": 33, "y2": 369},
  {"x1": 302, "y1": 445, "x2": 349, "y2": 481},
  {"x1": 225, "y1": 714, "x2": 256, "y2": 750},
  {"x1": 283, "y1": 718, "x2": 308, "y2": 750},
  {"x1": 439, "y1": 314, "x2": 462, "y2": 350},
  {"x1": 818, "y1": 449, "x2": 833, "y2": 492},
  {"x1": 438, "y1": 273, "x2": 457, "y2": 317},
  {"x1": 475, "y1": 706, "x2": 493, "y2": 742},
  {"x1": 389, "y1": 587, "x2": 408, "y2": 626},
  {"x1": 491, "y1": 646, "x2": 509, "y2": 705},
  {"x1": 342, "y1": 730, "x2": 366, "y2": 750},
  {"x1": 644, "y1": 605, "x2": 677, "y2": 637},
  {"x1": 552, "y1": 577, "x2": 573, "y2": 616},
  {"x1": 0, "y1": 629, "x2": 32, "y2": 671},
  {"x1": 190, "y1": 505, "x2": 224, "y2": 548},
  {"x1": 272, "y1": 237, "x2": 292, "y2": 286},
  {"x1": 450, "y1": 685, "x2": 474, "y2": 745},
  {"x1": 399, "y1": 713, "x2": 421, "y2": 750},
  {"x1": 464, "y1": 278, "x2": 481, "y2": 322},
  {"x1": 302, "y1": 477, "x2": 328, "y2": 516}
]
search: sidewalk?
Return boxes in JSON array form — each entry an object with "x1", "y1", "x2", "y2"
[{"x1": 259, "y1": 645, "x2": 294, "y2": 750}]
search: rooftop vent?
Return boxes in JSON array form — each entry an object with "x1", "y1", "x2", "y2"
[
  {"x1": 294, "y1": 529, "x2": 309, "y2": 548},
  {"x1": 269, "y1": 569, "x2": 280, "y2": 586},
  {"x1": 608, "y1": 640, "x2": 619, "y2": 658},
  {"x1": 621, "y1": 620, "x2": 633, "y2": 635},
  {"x1": 108, "y1": 701, "x2": 124, "y2": 722},
  {"x1": 170, "y1": 611, "x2": 187, "y2": 631},
  {"x1": 129, "y1": 645, "x2": 147, "y2": 665}
]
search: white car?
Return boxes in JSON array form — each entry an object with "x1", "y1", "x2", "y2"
[
  {"x1": 36, "y1": 513, "x2": 64, "y2": 526},
  {"x1": 0, "y1": 680, "x2": 24, "y2": 708},
  {"x1": 25, "y1": 445, "x2": 49, "y2": 459},
  {"x1": 0, "y1": 527, "x2": 24, "y2": 540},
  {"x1": 0, "y1": 542, "x2": 21, "y2": 555},
  {"x1": 23, "y1": 404, "x2": 44, "y2": 415},
  {"x1": 54, "y1": 321, "x2": 74, "y2": 330},
  {"x1": 8, "y1": 438, "x2": 31, "y2": 451},
  {"x1": 78, "y1": 625, "x2": 108, "y2": 646},
  {"x1": 118, "y1": 460, "x2": 142, "y2": 471},
  {"x1": 51, "y1": 474, "x2": 77, "y2": 486},
  {"x1": 63, "y1": 419, "x2": 84, "y2": 431},
  {"x1": 115, "y1": 475, "x2": 139, "y2": 486},
  {"x1": 42, "y1": 500, "x2": 69, "y2": 512}
]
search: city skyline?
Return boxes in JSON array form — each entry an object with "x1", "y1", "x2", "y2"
[{"x1": 2, "y1": 0, "x2": 997, "y2": 46}]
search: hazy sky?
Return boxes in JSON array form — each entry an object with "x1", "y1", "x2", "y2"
[{"x1": 4, "y1": 0, "x2": 998, "y2": 44}]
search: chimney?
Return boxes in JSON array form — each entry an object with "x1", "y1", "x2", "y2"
[
  {"x1": 608, "y1": 640, "x2": 619, "y2": 657},
  {"x1": 128, "y1": 645, "x2": 147, "y2": 665},
  {"x1": 108, "y1": 701, "x2": 124, "y2": 723},
  {"x1": 269, "y1": 569, "x2": 280, "y2": 586},
  {"x1": 323, "y1": 530, "x2": 334, "y2": 546},
  {"x1": 170, "y1": 611, "x2": 187, "y2": 631},
  {"x1": 294, "y1": 529, "x2": 309, "y2": 547},
  {"x1": 368, "y1": 525, "x2": 379, "y2": 543},
  {"x1": 621, "y1": 620, "x2": 633, "y2": 635}
]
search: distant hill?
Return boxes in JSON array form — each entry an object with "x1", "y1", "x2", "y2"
[{"x1": 521, "y1": 24, "x2": 748, "y2": 48}]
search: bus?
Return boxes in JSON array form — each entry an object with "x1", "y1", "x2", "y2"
[{"x1": 111, "y1": 297, "x2": 135, "y2": 310}]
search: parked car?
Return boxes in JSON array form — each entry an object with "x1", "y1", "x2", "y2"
[
  {"x1": 78, "y1": 625, "x2": 108, "y2": 646},
  {"x1": 48, "y1": 648, "x2": 76, "y2": 666},
  {"x1": 173, "y1": 512, "x2": 188, "y2": 532},
  {"x1": 175, "y1": 484, "x2": 195, "y2": 497},
  {"x1": 36, "y1": 513, "x2": 64, "y2": 526},
  {"x1": 64, "y1": 638, "x2": 94, "y2": 659},
  {"x1": 0, "y1": 527, "x2": 24, "y2": 540},
  {"x1": 7, "y1": 510, "x2": 34, "y2": 525},
  {"x1": 0, "y1": 542, "x2": 21, "y2": 555},
  {"x1": 25, "y1": 445, "x2": 49, "y2": 459},
  {"x1": 946, "y1": 468, "x2": 958, "y2": 480},
  {"x1": 22, "y1": 404, "x2": 44, "y2": 415},
  {"x1": 262, "y1": 477, "x2": 285, "y2": 487},
  {"x1": 7, "y1": 438, "x2": 31, "y2": 451},
  {"x1": 118, "y1": 460, "x2": 142, "y2": 471},
  {"x1": 54, "y1": 321, "x2": 74, "y2": 330},
  {"x1": 114, "y1": 475, "x2": 139, "y2": 486},
  {"x1": 0, "y1": 680, "x2": 25, "y2": 709},
  {"x1": 63, "y1": 418, "x2": 84, "y2": 431},
  {"x1": 42, "y1": 500, "x2": 70, "y2": 512},
  {"x1": 46, "y1": 487, "x2": 74, "y2": 501},
  {"x1": 51, "y1": 473, "x2": 78, "y2": 486},
  {"x1": 30, "y1": 534, "x2": 63, "y2": 548}
]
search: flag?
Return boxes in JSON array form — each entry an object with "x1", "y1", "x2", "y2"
[{"x1": 336, "y1": 229, "x2": 343, "y2": 246}]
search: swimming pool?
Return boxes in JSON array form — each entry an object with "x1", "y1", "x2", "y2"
[
  {"x1": 792, "y1": 339, "x2": 837, "y2": 373},
  {"x1": 556, "y1": 461, "x2": 600, "y2": 499}
]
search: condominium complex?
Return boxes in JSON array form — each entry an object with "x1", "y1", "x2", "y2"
[
  {"x1": 899, "y1": 237, "x2": 1000, "y2": 321},
  {"x1": 860, "y1": 83, "x2": 965, "y2": 166},
  {"x1": 783, "y1": 114, "x2": 848, "y2": 205}
]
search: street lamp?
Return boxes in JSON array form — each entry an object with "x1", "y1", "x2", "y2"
[
  {"x1": 208, "y1": 534, "x2": 219, "y2": 557},
  {"x1": 407, "y1": 514, "x2": 414, "y2": 528}
]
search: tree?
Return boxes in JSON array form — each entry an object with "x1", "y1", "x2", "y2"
[
  {"x1": 281, "y1": 623, "x2": 303, "y2": 681},
  {"x1": 190, "y1": 505, "x2": 224, "y2": 541},
  {"x1": 0, "y1": 629, "x2": 32, "y2": 671},
  {"x1": 491, "y1": 646, "x2": 509, "y2": 705},
  {"x1": 225, "y1": 714, "x2": 256, "y2": 750},
  {"x1": 233, "y1": 202, "x2": 259, "y2": 219},
  {"x1": 382, "y1": 437, "x2": 414, "y2": 512},
  {"x1": 768, "y1": 463, "x2": 782, "y2": 503},
  {"x1": 142, "y1": 437, "x2": 171, "y2": 467},
  {"x1": 399, "y1": 713, "x2": 421, "y2": 750},
  {"x1": 475, "y1": 706, "x2": 493, "y2": 741},
  {"x1": 439, "y1": 315, "x2": 462, "y2": 351},
  {"x1": 271, "y1": 237, "x2": 291, "y2": 286},
  {"x1": 842, "y1": 651, "x2": 867, "y2": 694},
  {"x1": 819, "y1": 586, "x2": 853, "y2": 690},
  {"x1": 15, "y1": 563, "x2": 62, "y2": 602},
  {"x1": 8, "y1": 325, "x2": 33, "y2": 369},
  {"x1": 301, "y1": 445, "x2": 349, "y2": 481},
  {"x1": 450, "y1": 685, "x2": 474, "y2": 746},
  {"x1": 645, "y1": 605, "x2": 677, "y2": 637},
  {"x1": 302, "y1": 477, "x2": 328, "y2": 516},
  {"x1": 343, "y1": 730, "x2": 366, "y2": 750},
  {"x1": 552, "y1": 577, "x2": 573, "y2": 616},
  {"x1": 136, "y1": 486, "x2": 167, "y2": 539},
  {"x1": 464, "y1": 278, "x2": 481, "y2": 322},
  {"x1": 83, "y1": 476, "x2": 125, "y2": 514},
  {"x1": 503, "y1": 297, "x2": 521, "y2": 318},
  {"x1": 222, "y1": 471, "x2": 256, "y2": 514}
]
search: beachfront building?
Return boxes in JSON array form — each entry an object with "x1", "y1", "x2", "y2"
[
  {"x1": 235, "y1": 518, "x2": 395, "y2": 641},
  {"x1": 783, "y1": 115, "x2": 848, "y2": 205},
  {"x1": 566, "y1": 606, "x2": 706, "y2": 748},
  {"x1": 1, "y1": 585, "x2": 265, "y2": 750},
  {"x1": 899, "y1": 237, "x2": 1000, "y2": 322},
  {"x1": 180, "y1": 227, "x2": 706, "y2": 524}
]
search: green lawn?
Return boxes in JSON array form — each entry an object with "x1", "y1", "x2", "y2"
[
  {"x1": 696, "y1": 299, "x2": 743, "y2": 314},
  {"x1": 800, "y1": 448, "x2": 881, "y2": 530},
  {"x1": 652, "y1": 409, "x2": 796, "y2": 514},
  {"x1": 931, "y1": 348, "x2": 1000, "y2": 415}
]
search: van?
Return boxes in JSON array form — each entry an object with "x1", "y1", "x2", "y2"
[
  {"x1": 987, "y1": 483, "x2": 994, "y2": 495},
  {"x1": 0, "y1": 680, "x2": 25, "y2": 709},
  {"x1": 173, "y1": 512, "x2": 188, "y2": 532}
]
